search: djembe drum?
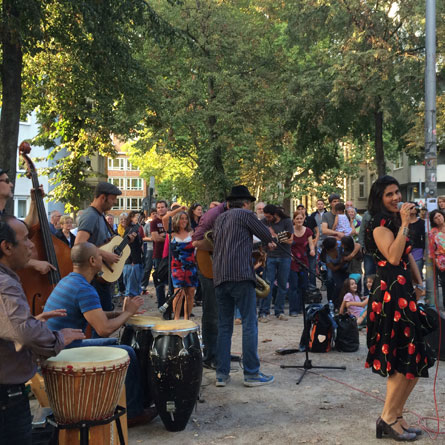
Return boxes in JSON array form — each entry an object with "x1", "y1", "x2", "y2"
[
  {"x1": 150, "y1": 319, "x2": 203, "y2": 432},
  {"x1": 41, "y1": 346, "x2": 129, "y2": 424},
  {"x1": 119, "y1": 314, "x2": 162, "y2": 406}
]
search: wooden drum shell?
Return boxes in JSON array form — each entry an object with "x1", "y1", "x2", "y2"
[{"x1": 41, "y1": 347, "x2": 129, "y2": 424}]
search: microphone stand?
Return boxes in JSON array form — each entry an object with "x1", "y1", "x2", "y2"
[{"x1": 274, "y1": 241, "x2": 346, "y2": 384}]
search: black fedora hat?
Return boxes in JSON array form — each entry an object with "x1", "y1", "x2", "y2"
[{"x1": 226, "y1": 185, "x2": 256, "y2": 202}]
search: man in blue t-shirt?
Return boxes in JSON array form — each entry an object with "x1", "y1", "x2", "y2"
[{"x1": 44, "y1": 242, "x2": 156, "y2": 427}]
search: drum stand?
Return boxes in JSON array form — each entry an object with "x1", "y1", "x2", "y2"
[
  {"x1": 48, "y1": 406, "x2": 126, "y2": 445},
  {"x1": 276, "y1": 245, "x2": 346, "y2": 384}
]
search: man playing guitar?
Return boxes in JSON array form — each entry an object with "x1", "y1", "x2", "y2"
[{"x1": 75, "y1": 182, "x2": 135, "y2": 313}]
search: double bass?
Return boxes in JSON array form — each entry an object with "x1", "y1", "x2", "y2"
[{"x1": 17, "y1": 142, "x2": 73, "y2": 315}]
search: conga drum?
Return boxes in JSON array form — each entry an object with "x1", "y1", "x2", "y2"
[
  {"x1": 150, "y1": 319, "x2": 203, "y2": 432},
  {"x1": 119, "y1": 314, "x2": 162, "y2": 406},
  {"x1": 41, "y1": 346, "x2": 129, "y2": 424}
]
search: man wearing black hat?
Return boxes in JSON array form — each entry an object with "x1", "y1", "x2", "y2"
[
  {"x1": 212, "y1": 185, "x2": 276, "y2": 387},
  {"x1": 75, "y1": 182, "x2": 123, "y2": 312}
]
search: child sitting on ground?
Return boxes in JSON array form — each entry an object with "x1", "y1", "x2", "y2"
[
  {"x1": 333, "y1": 202, "x2": 353, "y2": 236},
  {"x1": 339, "y1": 277, "x2": 368, "y2": 326}
]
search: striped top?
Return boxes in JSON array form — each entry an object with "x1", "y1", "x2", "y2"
[
  {"x1": 213, "y1": 208, "x2": 273, "y2": 286},
  {"x1": 44, "y1": 272, "x2": 102, "y2": 332}
]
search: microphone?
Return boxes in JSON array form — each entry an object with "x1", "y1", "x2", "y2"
[
  {"x1": 158, "y1": 292, "x2": 176, "y2": 314},
  {"x1": 397, "y1": 202, "x2": 419, "y2": 210}
]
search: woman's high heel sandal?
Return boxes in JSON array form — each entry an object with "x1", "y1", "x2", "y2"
[
  {"x1": 376, "y1": 417, "x2": 417, "y2": 441},
  {"x1": 397, "y1": 416, "x2": 423, "y2": 436}
]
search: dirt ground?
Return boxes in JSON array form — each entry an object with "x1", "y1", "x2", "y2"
[
  {"x1": 126, "y1": 289, "x2": 445, "y2": 445},
  {"x1": 32, "y1": 287, "x2": 445, "y2": 444}
]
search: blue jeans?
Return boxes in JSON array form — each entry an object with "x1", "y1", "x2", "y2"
[
  {"x1": 234, "y1": 306, "x2": 241, "y2": 320},
  {"x1": 66, "y1": 338, "x2": 144, "y2": 419},
  {"x1": 123, "y1": 263, "x2": 142, "y2": 297},
  {"x1": 198, "y1": 271, "x2": 218, "y2": 365},
  {"x1": 215, "y1": 281, "x2": 260, "y2": 378},
  {"x1": 259, "y1": 257, "x2": 291, "y2": 317},
  {"x1": 153, "y1": 257, "x2": 166, "y2": 307},
  {"x1": 363, "y1": 254, "x2": 377, "y2": 296},
  {"x1": 288, "y1": 269, "x2": 308, "y2": 314},
  {"x1": 141, "y1": 249, "x2": 154, "y2": 288},
  {"x1": 0, "y1": 392, "x2": 32, "y2": 444}
]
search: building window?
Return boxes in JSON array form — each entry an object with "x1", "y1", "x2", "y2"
[
  {"x1": 112, "y1": 197, "x2": 125, "y2": 210},
  {"x1": 359, "y1": 176, "x2": 365, "y2": 199},
  {"x1": 126, "y1": 178, "x2": 142, "y2": 190},
  {"x1": 15, "y1": 198, "x2": 28, "y2": 219},
  {"x1": 127, "y1": 198, "x2": 142, "y2": 210},
  {"x1": 126, "y1": 161, "x2": 139, "y2": 171},
  {"x1": 108, "y1": 158, "x2": 125, "y2": 170},
  {"x1": 108, "y1": 177, "x2": 125, "y2": 189}
]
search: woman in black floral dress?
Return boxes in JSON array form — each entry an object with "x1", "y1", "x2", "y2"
[{"x1": 365, "y1": 176, "x2": 434, "y2": 441}]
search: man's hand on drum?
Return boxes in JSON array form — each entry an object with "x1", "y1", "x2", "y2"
[
  {"x1": 123, "y1": 296, "x2": 145, "y2": 315},
  {"x1": 36, "y1": 309, "x2": 67, "y2": 322},
  {"x1": 60, "y1": 328, "x2": 85, "y2": 346}
]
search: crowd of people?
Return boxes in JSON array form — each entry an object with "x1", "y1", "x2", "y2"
[{"x1": 1, "y1": 163, "x2": 444, "y2": 442}]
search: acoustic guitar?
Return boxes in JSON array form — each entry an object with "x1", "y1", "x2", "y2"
[
  {"x1": 196, "y1": 231, "x2": 292, "y2": 280},
  {"x1": 100, "y1": 224, "x2": 141, "y2": 282}
]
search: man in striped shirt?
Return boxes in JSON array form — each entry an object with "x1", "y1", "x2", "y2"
[{"x1": 212, "y1": 186, "x2": 276, "y2": 387}]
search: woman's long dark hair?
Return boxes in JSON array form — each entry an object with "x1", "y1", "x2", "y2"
[
  {"x1": 188, "y1": 203, "x2": 202, "y2": 223},
  {"x1": 367, "y1": 175, "x2": 402, "y2": 228}
]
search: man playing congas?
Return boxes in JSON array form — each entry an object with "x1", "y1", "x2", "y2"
[
  {"x1": 44, "y1": 242, "x2": 156, "y2": 427},
  {"x1": 0, "y1": 216, "x2": 85, "y2": 443}
]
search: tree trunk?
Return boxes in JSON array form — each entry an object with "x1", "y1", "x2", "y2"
[
  {"x1": 374, "y1": 108, "x2": 386, "y2": 178},
  {"x1": 0, "y1": 0, "x2": 23, "y2": 214},
  {"x1": 207, "y1": 76, "x2": 227, "y2": 200},
  {"x1": 282, "y1": 176, "x2": 292, "y2": 215}
]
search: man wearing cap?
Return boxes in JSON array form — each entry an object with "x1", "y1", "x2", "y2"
[
  {"x1": 75, "y1": 182, "x2": 123, "y2": 312},
  {"x1": 212, "y1": 186, "x2": 276, "y2": 387}
]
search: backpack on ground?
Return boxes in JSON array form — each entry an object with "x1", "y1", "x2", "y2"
[
  {"x1": 334, "y1": 313, "x2": 359, "y2": 352},
  {"x1": 300, "y1": 304, "x2": 333, "y2": 353}
]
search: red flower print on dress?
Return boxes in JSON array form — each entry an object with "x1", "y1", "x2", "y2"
[
  {"x1": 416, "y1": 353, "x2": 421, "y2": 364},
  {"x1": 380, "y1": 218, "x2": 386, "y2": 226},
  {"x1": 381, "y1": 280, "x2": 387, "y2": 290},
  {"x1": 369, "y1": 312, "x2": 376, "y2": 322},
  {"x1": 365, "y1": 361, "x2": 370, "y2": 368},
  {"x1": 391, "y1": 329, "x2": 395, "y2": 339},
  {"x1": 408, "y1": 343, "x2": 416, "y2": 355},
  {"x1": 394, "y1": 311, "x2": 401, "y2": 322},
  {"x1": 398, "y1": 298, "x2": 408, "y2": 309},
  {"x1": 393, "y1": 349, "x2": 397, "y2": 357},
  {"x1": 387, "y1": 362, "x2": 392, "y2": 372},
  {"x1": 381, "y1": 344, "x2": 389, "y2": 354},
  {"x1": 373, "y1": 360, "x2": 381, "y2": 371},
  {"x1": 369, "y1": 345, "x2": 376, "y2": 354},
  {"x1": 383, "y1": 291, "x2": 391, "y2": 303},
  {"x1": 378, "y1": 260, "x2": 387, "y2": 267},
  {"x1": 405, "y1": 245, "x2": 412, "y2": 254},
  {"x1": 376, "y1": 333, "x2": 381, "y2": 342},
  {"x1": 404, "y1": 327, "x2": 411, "y2": 337},
  {"x1": 372, "y1": 301, "x2": 382, "y2": 314},
  {"x1": 409, "y1": 301, "x2": 417, "y2": 312},
  {"x1": 397, "y1": 275, "x2": 406, "y2": 285},
  {"x1": 406, "y1": 373, "x2": 415, "y2": 380}
]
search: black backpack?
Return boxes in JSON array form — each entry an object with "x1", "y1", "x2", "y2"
[
  {"x1": 300, "y1": 304, "x2": 333, "y2": 353},
  {"x1": 335, "y1": 314, "x2": 359, "y2": 352}
]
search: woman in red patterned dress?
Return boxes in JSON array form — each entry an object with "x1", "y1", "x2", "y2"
[{"x1": 365, "y1": 176, "x2": 434, "y2": 441}]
